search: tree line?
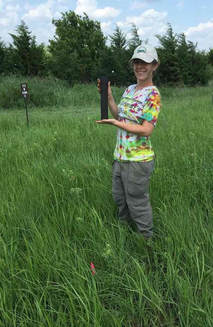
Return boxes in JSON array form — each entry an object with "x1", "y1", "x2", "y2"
[{"x1": 0, "y1": 11, "x2": 212, "y2": 87}]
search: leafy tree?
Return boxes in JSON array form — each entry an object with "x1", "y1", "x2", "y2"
[
  {"x1": 9, "y1": 21, "x2": 46, "y2": 76},
  {"x1": 49, "y1": 11, "x2": 106, "y2": 84}
]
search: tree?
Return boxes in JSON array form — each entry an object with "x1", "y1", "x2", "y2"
[
  {"x1": 156, "y1": 24, "x2": 182, "y2": 85},
  {"x1": 0, "y1": 40, "x2": 6, "y2": 74},
  {"x1": 49, "y1": 11, "x2": 106, "y2": 84},
  {"x1": 176, "y1": 33, "x2": 194, "y2": 85},
  {"x1": 128, "y1": 24, "x2": 142, "y2": 52},
  {"x1": 9, "y1": 21, "x2": 46, "y2": 76},
  {"x1": 0, "y1": 39, "x2": 19, "y2": 75},
  {"x1": 177, "y1": 33, "x2": 208, "y2": 86},
  {"x1": 110, "y1": 25, "x2": 127, "y2": 50},
  {"x1": 108, "y1": 26, "x2": 131, "y2": 86},
  {"x1": 191, "y1": 50, "x2": 209, "y2": 85},
  {"x1": 208, "y1": 49, "x2": 213, "y2": 65},
  {"x1": 155, "y1": 24, "x2": 210, "y2": 86}
]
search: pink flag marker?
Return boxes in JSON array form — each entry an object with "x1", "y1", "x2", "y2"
[{"x1": 90, "y1": 262, "x2": 96, "y2": 275}]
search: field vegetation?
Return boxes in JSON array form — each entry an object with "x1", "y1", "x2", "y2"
[{"x1": 0, "y1": 79, "x2": 212, "y2": 326}]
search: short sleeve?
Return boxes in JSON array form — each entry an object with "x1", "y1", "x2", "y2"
[
  {"x1": 141, "y1": 89, "x2": 161, "y2": 126},
  {"x1": 122, "y1": 84, "x2": 136, "y2": 98}
]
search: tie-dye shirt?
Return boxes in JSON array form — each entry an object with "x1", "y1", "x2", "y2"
[{"x1": 114, "y1": 84, "x2": 161, "y2": 162}]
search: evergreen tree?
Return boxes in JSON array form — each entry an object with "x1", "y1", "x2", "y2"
[
  {"x1": 30, "y1": 40, "x2": 46, "y2": 76},
  {"x1": 2, "y1": 46, "x2": 17, "y2": 74},
  {"x1": 108, "y1": 26, "x2": 130, "y2": 86},
  {"x1": 0, "y1": 40, "x2": 6, "y2": 74},
  {"x1": 177, "y1": 33, "x2": 194, "y2": 85},
  {"x1": 177, "y1": 34, "x2": 209, "y2": 86},
  {"x1": 156, "y1": 25, "x2": 209, "y2": 86},
  {"x1": 191, "y1": 50, "x2": 209, "y2": 85},
  {"x1": 156, "y1": 24, "x2": 182, "y2": 85},
  {"x1": 98, "y1": 46, "x2": 116, "y2": 83},
  {"x1": 127, "y1": 24, "x2": 143, "y2": 85},
  {"x1": 110, "y1": 26, "x2": 127, "y2": 50},
  {"x1": 208, "y1": 49, "x2": 213, "y2": 65},
  {"x1": 10, "y1": 21, "x2": 46, "y2": 76},
  {"x1": 128, "y1": 24, "x2": 142, "y2": 52},
  {"x1": 0, "y1": 40, "x2": 20, "y2": 75}
]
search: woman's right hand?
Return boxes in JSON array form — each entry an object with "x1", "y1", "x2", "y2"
[
  {"x1": 97, "y1": 79, "x2": 118, "y2": 119},
  {"x1": 97, "y1": 79, "x2": 112, "y2": 98}
]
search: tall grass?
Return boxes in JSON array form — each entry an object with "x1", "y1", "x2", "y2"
[
  {"x1": 0, "y1": 75, "x2": 124, "y2": 110},
  {"x1": 0, "y1": 81, "x2": 212, "y2": 326},
  {"x1": 0, "y1": 75, "x2": 70, "y2": 109}
]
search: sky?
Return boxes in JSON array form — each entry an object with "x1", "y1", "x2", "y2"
[{"x1": 0, "y1": 0, "x2": 213, "y2": 51}]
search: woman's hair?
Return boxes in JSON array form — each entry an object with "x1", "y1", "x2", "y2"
[{"x1": 152, "y1": 59, "x2": 159, "y2": 65}]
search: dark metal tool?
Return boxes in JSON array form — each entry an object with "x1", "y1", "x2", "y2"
[{"x1": 100, "y1": 76, "x2": 108, "y2": 119}]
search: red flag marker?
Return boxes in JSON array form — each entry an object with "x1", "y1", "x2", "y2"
[{"x1": 90, "y1": 262, "x2": 96, "y2": 275}]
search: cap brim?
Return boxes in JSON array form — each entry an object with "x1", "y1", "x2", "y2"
[{"x1": 130, "y1": 55, "x2": 154, "y2": 63}]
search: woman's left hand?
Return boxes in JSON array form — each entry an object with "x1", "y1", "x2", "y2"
[{"x1": 96, "y1": 119, "x2": 117, "y2": 125}]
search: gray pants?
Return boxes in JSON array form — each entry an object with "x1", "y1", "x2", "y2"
[{"x1": 112, "y1": 160, "x2": 155, "y2": 238}]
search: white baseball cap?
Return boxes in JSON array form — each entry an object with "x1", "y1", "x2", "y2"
[{"x1": 130, "y1": 44, "x2": 158, "y2": 63}]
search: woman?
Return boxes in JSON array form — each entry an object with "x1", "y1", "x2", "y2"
[{"x1": 97, "y1": 44, "x2": 161, "y2": 239}]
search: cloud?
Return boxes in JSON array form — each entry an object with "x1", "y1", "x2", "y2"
[
  {"x1": 130, "y1": 0, "x2": 163, "y2": 10},
  {"x1": 117, "y1": 9, "x2": 168, "y2": 45},
  {"x1": 0, "y1": 0, "x2": 67, "y2": 45},
  {"x1": 130, "y1": 1, "x2": 148, "y2": 10},
  {"x1": 0, "y1": 0, "x2": 120, "y2": 45},
  {"x1": 75, "y1": 0, "x2": 120, "y2": 19},
  {"x1": 20, "y1": 0, "x2": 68, "y2": 44},
  {"x1": 94, "y1": 7, "x2": 120, "y2": 19},
  {"x1": 23, "y1": 2, "x2": 52, "y2": 20},
  {"x1": 185, "y1": 21, "x2": 213, "y2": 50},
  {"x1": 1, "y1": 0, "x2": 212, "y2": 52},
  {"x1": 0, "y1": 3, "x2": 20, "y2": 43},
  {"x1": 0, "y1": 1, "x2": 53, "y2": 43},
  {"x1": 100, "y1": 21, "x2": 112, "y2": 34},
  {"x1": 185, "y1": 21, "x2": 213, "y2": 36},
  {"x1": 19, "y1": 0, "x2": 119, "y2": 44},
  {"x1": 22, "y1": 0, "x2": 67, "y2": 22}
]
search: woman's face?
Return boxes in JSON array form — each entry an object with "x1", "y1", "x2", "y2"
[{"x1": 133, "y1": 59, "x2": 158, "y2": 84}]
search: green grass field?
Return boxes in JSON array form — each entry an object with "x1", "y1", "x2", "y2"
[{"x1": 0, "y1": 81, "x2": 212, "y2": 326}]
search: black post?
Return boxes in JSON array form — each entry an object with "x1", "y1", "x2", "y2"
[
  {"x1": 100, "y1": 77, "x2": 108, "y2": 119},
  {"x1": 21, "y1": 83, "x2": 29, "y2": 127},
  {"x1": 24, "y1": 97, "x2": 29, "y2": 127}
]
